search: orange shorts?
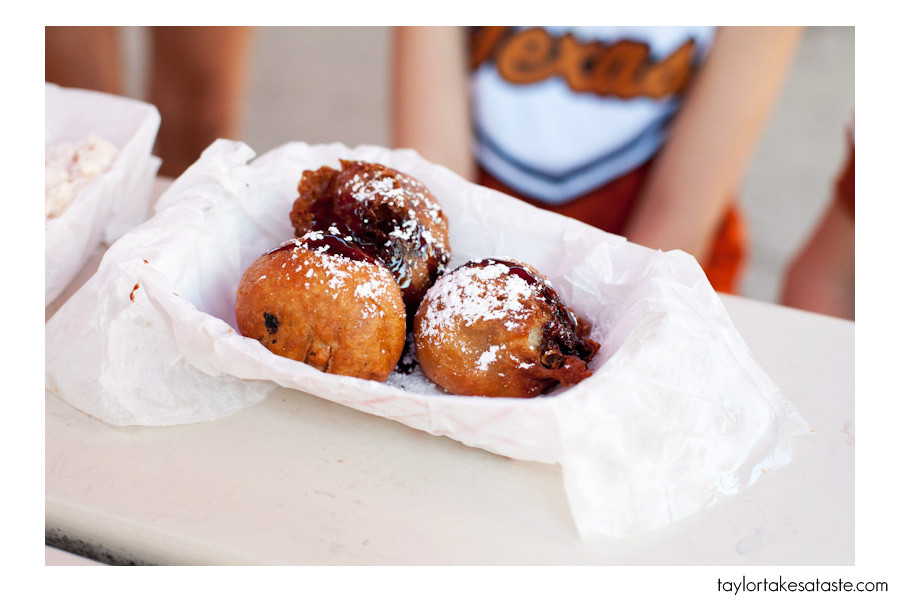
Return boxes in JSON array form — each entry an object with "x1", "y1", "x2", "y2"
[{"x1": 477, "y1": 162, "x2": 746, "y2": 294}]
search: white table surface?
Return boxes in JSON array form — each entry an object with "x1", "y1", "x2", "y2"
[{"x1": 45, "y1": 243, "x2": 854, "y2": 565}]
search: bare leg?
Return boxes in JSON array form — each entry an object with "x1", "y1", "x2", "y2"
[
  {"x1": 149, "y1": 26, "x2": 255, "y2": 177},
  {"x1": 45, "y1": 26, "x2": 123, "y2": 94}
]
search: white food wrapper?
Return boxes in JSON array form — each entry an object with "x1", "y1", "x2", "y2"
[
  {"x1": 45, "y1": 140, "x2": 808, "y2": 539},
  {"x1": 45, "y1": 83, "x2": 161, "y2": 305}
]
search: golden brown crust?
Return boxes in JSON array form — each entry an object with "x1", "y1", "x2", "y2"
[
  {"x1": 413, "y1": 258, "x2": 599, "y2": 397},
  {"x1": 290, "y1": 160, "x2": 451, "y2": 314},
  {"x1": 290, "y1": 164, "x2": 338, "y2": 233},
  {"x1": 235, "y1": 234, "x2": 406, "y2": 382}
]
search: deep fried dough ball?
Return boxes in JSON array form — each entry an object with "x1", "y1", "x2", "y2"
[
  {"x1": 290, "y1": 160, "x2": 451, "y2": 314},
  {"x1": 235, "y1": 232, "x2": 406, "y2": 382},
  {"x1": 413, "y1": 258, "x2": 600, "y2": 397}
]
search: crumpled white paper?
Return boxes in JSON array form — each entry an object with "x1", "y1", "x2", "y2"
[
  {"x1": 45, "y1": 83, "x2": 161, "y2": 305},
  {"x1": 45, "y1": 140, "x2": 808, "y2": 539}
]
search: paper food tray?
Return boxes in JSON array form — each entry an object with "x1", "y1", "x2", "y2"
[
  {"x1": 45, "y1": 83, "x2": 161, "y2": 305},
  {"x1": 45, "y1": 140, "x2": 808, "y2": 539}
]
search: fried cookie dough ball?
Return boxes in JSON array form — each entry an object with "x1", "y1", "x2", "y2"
[
  {"x1": 235, "y1": 232, "x2": 406, "y2": 382},
  {"x1": 413, "y1": 258, "x2": 600, "y2": 397},
  {"x1": 290, "y1": 160, "x2": 451, "y2": 314}
]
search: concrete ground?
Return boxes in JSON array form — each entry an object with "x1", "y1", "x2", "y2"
[{"x1": 124, "y1": 26, "x2": 855, "y2": 304}]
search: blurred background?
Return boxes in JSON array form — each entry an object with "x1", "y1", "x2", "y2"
[{"x1": 114, "y1": 26, "x2": 853, "y2": 305}]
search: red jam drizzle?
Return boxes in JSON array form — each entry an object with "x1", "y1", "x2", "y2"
[{"x1": 267, "y1": 234, "x2": 381, "y2": 266}]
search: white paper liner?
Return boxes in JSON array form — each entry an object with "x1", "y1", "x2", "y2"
[
  {"x1": 45, "y1": 83, "x2": 161, "y2": 305},
  {"x1": 45, "y1": 140, "x2": 808, "y2": 539}
]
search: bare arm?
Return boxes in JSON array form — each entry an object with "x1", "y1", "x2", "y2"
[
  {"x1": 150, "y1": 26, "x2": 255, "y2": 178},
  {"x1": 624, "y1": 26, "x2": 803, "y2": 263},
  {"x1": 780, "y1": 199, "x2": 855, "y2": 319},
  {"x1": 391, "y1": 26, "x2": 474, "y2": 179},
  {"x1": 781, "y1": 134, "x2": 855, "y2": 322},
  {"x1": 45, "y1": 26, "x2": 123, "y2": 95}
]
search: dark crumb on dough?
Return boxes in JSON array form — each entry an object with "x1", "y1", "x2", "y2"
[{"x1": 263, "y1": 312, "x2": 280, "y2": 334}]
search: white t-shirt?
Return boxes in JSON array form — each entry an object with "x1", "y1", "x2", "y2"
[{"x1": 471, "y1": 26, "x2": 717, "y2": 204}]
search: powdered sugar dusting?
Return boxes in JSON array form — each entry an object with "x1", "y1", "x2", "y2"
[
  {"x1": 386, "y1": 365, "x2": 441, "y2": 393},
  {"x1": 476, "y1": 345, "x2": 501, "y2": 371},
  {"x1": 278, "y1": 232, "x2": 402, "y2": 319},
  {"x1": 355, "y1": 280, "x2": 385, "y2": 301},
  {"x1": 418, "y1": 259, "x2": 541, "y2": 343}
]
